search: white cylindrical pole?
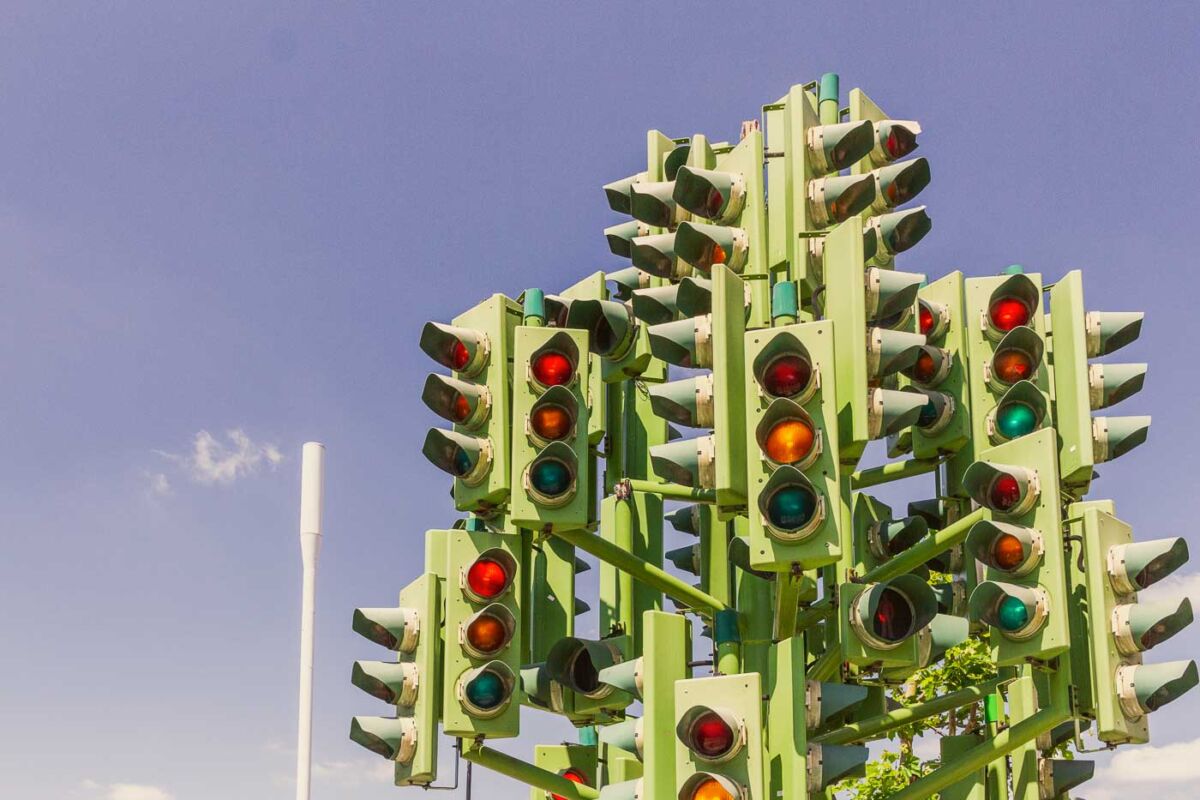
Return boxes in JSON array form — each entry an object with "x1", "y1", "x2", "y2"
[{"x1": 296, "y1": 442, "x2": 325, "y2": 800}]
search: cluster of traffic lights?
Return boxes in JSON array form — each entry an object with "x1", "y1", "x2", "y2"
[{"x1": 459, "y1": 554, "x2": 516, "y2": 715}]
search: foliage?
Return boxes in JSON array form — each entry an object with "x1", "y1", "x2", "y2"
[{"x1": 836, "y1": 748, "x2": 934, "y2": 800}]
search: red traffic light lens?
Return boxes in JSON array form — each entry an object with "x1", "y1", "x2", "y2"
[
  {"x1": 988, "y1": 474, "x2": 1022, "y2": 512},
  {"x1": 918, "y1": 304, "x2": 935, "y2": 336},
  {"x1": 989, "y1": 297, "x2": 1031, "y2": 332},
  {"x1": 551, "y1": 770, "x2": 588, "y2": 800},
  {"x1": 705, "y1": 188, "x2": 724, "y2": 218},
  {"x1": 466, "y1": 613, "x2": 509, "y2": 655},
  {"x1": 764, "y1": 419, "x2": 816, "y2": 465},
  {"x1": 450, "y1": 340, "x2": 470, "y2": 370},
  {"x1": 531, "y1": 404, "x2": 572, "y2": 440},
  {"x1": 532, "y1": 351, "x2": 574, "y2": 386},
  {"x1": 466, "y1": 557, "x2": 509, "y2": 600},
  {"x1": 451, "y1": 393, "x2": 472, "y2": 422},
  {"x1": 911, "y1": 350, "x2": 938, "y2": 384},
  {"x1": 992, "y1": 533, "x2": 1026, "y2": 570},
  {"x1": 993, "y1": 349, "x2": 1033, "y2": 384},
  {"x1": 761, "y1": 354, "x2": 813, "y2": 398},
  {"x1": 689, "y1": 711, "x2": 736, "y2": 759},
  {"x1": 873, "y1": 587, "x2": 916, "y2": 643}
]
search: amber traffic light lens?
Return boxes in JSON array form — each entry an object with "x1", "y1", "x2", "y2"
[
  {"x1": 992, "y1": 533, "x2": 1026, "y2": 570},
  {"x1": 531, "y1": 404, "x2": 572, "y2": 440},
  {"x1": 993, "y1": 348, "x2": 1033, "y2": 383},
  {"x1": 690, "y1": 778, "x2": 735, "y2": 800},
  {"x1": 763, "y1": 419, "x2": 816, "y2": 465},
  {"x1": 466, "y1": 613, "x2": 509, "y2": 655}
]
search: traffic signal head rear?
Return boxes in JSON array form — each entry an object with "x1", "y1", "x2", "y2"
[
  {"x1": 349, "y1": 716, "x2": 416, "y2": 762},
  {"x1": 566, "y1": 298, "x2": 637, "y2": 361},
  {"x1": 675, "y1": 221, "x2": 749, "y2": 274},
  {"x1": 673, "y1": 166, "x2": 746, "y2": 224},
  {"x1": 867, "y1": 206, "x2": 931, "y2": 256},
  {"x1": 631, "y1": 180, "x2": 686, "y2": 227},
  {"x1": 808, "y1": 173, "x2": 876, "y2": 227},
  {"x1": 807, "y1": 119, "x2": 875, "y2": 173}
]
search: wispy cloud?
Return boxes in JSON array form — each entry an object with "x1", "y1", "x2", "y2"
[
  {"x1": 80, "y1": 782, "x2": 173, "y2": 800},
  {"x1": 1087, "y1": 736, "x2": 1200, "y2": 800},
  {"x1": 1141, "y1": 571, "x2": 1200, "y2": 608},
  {"x1": 143, "y1": 471, "x2": 172, "y2": 497},
  {"x1": 156, "y1": 428, "x2": 282, "y2": 486}
]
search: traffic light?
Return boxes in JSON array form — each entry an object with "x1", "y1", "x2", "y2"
[
  {"x1": 899, "y1": 272, "x2": 973, "y2": 457},
  {"x1": 1070, "y1": 501, "x2": 1195, "y2": 744},
  {"x1": 606, "y1": 220, "x2": 652, "y2": 259},
  {"x1": 744, "y1": 320, "x2": 843, "y2": 570},
  {"x1": 950, "y1": 270, "x2": 1051, "y2": 488},
  {"x1": 672, "y1": 131, "x2": 769, "y2": 327},
  {"x1": 839, "y1": 573, "x2": 938, "y2": 668},
  {"x1": 531, "y1": 744, "x2": 598, "y2": 800},
  {"x1": 544, "y1": 635, "x2": 634, "y2": 721},
  {"x1": 821, "y1": 216, "x2": 928, "y2": 462},
  {"x1": 349, "y1": 573, "x2": 441, "y2": 785},
  {"x1": 647, "y1": 265, "x2": 748, "y2": 517},
  {"x1": 566, "y1": 296, "x2": 653, "y2": 382},
  {"x1": 848, "y1": 88, "x2": 932, "y2": 268},
  {"x1": 509, "y1": 325, "x2": 592, "y2": 530},
  {"x1": 420, "y1": 295, "x2": 522, "y2": 515},
  {"x1": 675, "y1": 673, "x2": 766, "y2": 800},
  {"x1": 441, "y1": 529, "x2": 523, "y2": 737},
  {"x1": 963, "y1": 429, "x2": 1069, "y2": 665},
  {"x1": 851, "y1": 492, "x2": 929, "y2": 576},
  {"x1": 1050, "y1": 269, "x2": 1149, "y2": 489}
]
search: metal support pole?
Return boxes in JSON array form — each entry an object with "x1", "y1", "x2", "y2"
[
  {"x1": 551, "y1": 527, "x2": 726, "y2": 612},
  {"x1": 885, "y1": 706, "x2": 1069, "y2": 800},
  {"x1": 850, "y1": 457, "x2": 941, "y2": 489},
  {"x1": 806, "y1": 645, "x2": 841, "y2": 683},
  {"x1": 295, "y1": 442, "x2": 325, "y2": 800},
  {"x1": 614, "y1": 496, "x2": 636, "y2": 640},
  {"x1": 859, "y1": 507, "x2": 987, "y2": 584},
  {"x1": 714, "y1": 608, "x2": 742, "y2": 674},
  {"x1": 461, "y1": 743, "x2": 599, "y2": 800},
  {"x1": 813, "y1": 677, "x2": 1008, "y2": 746},
  {"x1": 795, "y1": 596, "x2": 832, "y2": 631},
  {"x1": 619, "y1": 478, "x2": 716, "y2": 503}
]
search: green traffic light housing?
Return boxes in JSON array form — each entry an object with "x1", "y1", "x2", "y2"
[
  {"x1": 1107, "y1": 537, "x2": 1189, "y2": 593},
  {"x1": 631, "y1": 232, "x2": 686, "y2": 279},
  {"x1": 869, "y1": 157, "x2": 931, "y2": 213},
  {"x1": 666, "y1": 504, "x2": 702, "y2": 536},
  {"x1": 630, "y1": 180, "x2": 685, "y2": 228},
  {"x1": 1117, "y1": 660, "x2": 1199, "y2": 718},
  {"x1": 351, "y1": 660, "x2": 419, "y2": 706},
  {"x1": 808, "y1": 173, "x2": 876, "y2": 227},
  {"x1": 422, "y1": 428, "x2": 492, "y2": 485},
  {"x1": 807, "y1": 744, "x2": 871, "y2": 792},
  {"x1": 867, "y1": 387, "x2": 928, "y2": 439},
  {"x1": 674, "y1": 220, "x2": 749, "y2": 274},
  {"x1": 649, "y1": 376, "x2": 714, "y2": 428},
  {"x1": 807, "y1": 119, "x2": 875, "y2": 174},
  {"x1": 649, "y1": 435, "x2": 715, "y2": 488},
  {"x1": 631, "y1": 284, "x2": 681, "y2": 325},
  {"x1": 865, "y1": 267, "x2": 924, "y2": 322},
  {"x1": 968, "y1": 580, "x2": 1048, "y2": 640},
  {"x1": 964, "y1": 519, "x2": 1043, "y2": 577},
  {"x1": 522, "y1": 440, "x2": 578, "y2": 506},
  {"x1": 604, "y1": 220, "x2": 651, "y2": 258},
  {"x1": 666, "y1": 543, "x2": 701, "y2": 576},
  {"x1": 867, "y1": 328, "x2": 925, "y2": 377},
  {"x1": 673, "y1": 165, "x2": 746, "y2": 224},
  {"x1": 868, "y1": 119, "x2": 922, "y2": 166},
  {"x1": 1089, "y1": 362, "x2": 1148, "y2": 409},
  {"x1": 962, "y1": 460, "x2": 1040, "y2": 515},
  {"x1": 421, "y1": 374, "x2": 490, "y2": 429},
  {"x1": 352, "y1": 606, "x2": 419, "y2": 652},
  {"x1": 647, "y1": 316, "x2": 712, "y2": 369},
  {"x1": 419, "y1": 321, "x2": 489, "y2": 377},
  {"x1": 676, "y1": 276, "x2": 715, "y2": 317},
  {"x1": 1112, "y1": 598, "x2": 1193, "y2": 655},
  {"x1": 1086, "y1": 310, "x2": 1144, "y2": 357},
  {"x1": 566, "y1": 298, "x2": 637, "y2": 361},
  {"x1": 868, "y1": 206, "x2": 931, "y2": 256},
  {"x1": 597, "y1": 656, "x2": 644, "y2": 700},
  {"x1": 906, "y1": 387, "x2": 955, "y2": 435},
  {"x1": 349, "y1": 716, "x2": 417, "y2": 762},
  {"x1": 545, "y1": 636, "x2": 627, "y2": 700},
  {"x1": 605, "y1": 267, "x2": 651, "y2": 302},
  {"x1": 866, "y1": 514, "x2": 929, "y2": 562},
  {"x1": 1093, "y1": 415, "x2": 1151, "y2": 463},
  {"x1": 603, "y1": 173, "x2": 644, "y2": 215},
  {"x1": 848, "y1": 574, "x2": 938, "y2": 650},
  {"x1": 664, "y1": 143, "x2": 691, "y2": 180},
  {"x1": 598, "y1": 717, "x2": 644, "y2": 758},
  {"x1": 1038, "y1": 758, "x2": 1095, "y2": 799}
]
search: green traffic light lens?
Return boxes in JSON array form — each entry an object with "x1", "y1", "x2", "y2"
[
  {"x1": 996, "y1": 402, "x2": 1038, "y2": 439},
  {"x1": 452, "y1": 448, "x2": 474, "y2": 476},
  {"x1": 530, "y1": 458, "x2": 572, "y2": 497},
  {"x1": 916, "y1": 397, "x2": 940, "y2": 429},
  {"x1": 464, "y1": 671, "x2": 506, "y2": 711},
  {"x1": 996, "y1": 595, "x2": 1030, "y2": 632},
  {"x1": 766, "y1": 484, "x2": 817, "y2": 531}
]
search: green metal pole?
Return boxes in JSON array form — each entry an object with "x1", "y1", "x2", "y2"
[
  {"x1": 818, "y1": 72, "x2": 839, "y2": 126},
  {"x1": 795, "y1": 596, "x2": 832, "y2": 631},
  {"x1": 806, "y1": 644, "x2": 841, "y2": 683},
  {"x1": 604, "y1": 382, "x2": 624, "y2": 495},
  {"x1": 715, "y1": 608, "x2": 742, "y2": 674},
  {"x1": 859, "y1": 507, "x2": 987, "y2": 584},
  {"x1": 551, "y1": 526, "x2": 726, "y2": 612},
  {"x1": 621, "y1": 478, "x2": 716, "y2": 503},
  {"x1": 614, "y1": 496, "x2": 636, "y2": 641},
  {"x1": 885, "y1": 707, "x2": 1068, "y2": 800},
  {"x1": 813, "y1": 678, "x2": 1008, "y2": 746},
  {"x1": 462, "y1": 742, "x2": 599, "y2": 800},
  {"x1": 984, "y1": 691, "x2": 1006, "y2": 800},
  {"x1": 850, "y1": 457, "x2": 941, "y2": 489}
]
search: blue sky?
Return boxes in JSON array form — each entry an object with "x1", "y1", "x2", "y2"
[{"x1": 2, "y1": 3, "x2": 1198, "y2": 799}]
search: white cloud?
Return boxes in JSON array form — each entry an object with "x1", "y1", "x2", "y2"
[
  {"x1": 1141, "y1": 571, "x2": 1200, "y2": 608},
  {"x1": 1097, "y1": 736, "x2": 1200, "y2": 783},
  {"x1": 312, "y1": 758, "x2": 394, "y2": 786},
  {"x1": 144, "y1": 471, "x2": 172, "y2": 497},
  {"x1": 80, "y1": 783, "x2": 173, "y2": 800},
  {"x1": 157, "y1": 428, "x2": 283, "y2": 485}
]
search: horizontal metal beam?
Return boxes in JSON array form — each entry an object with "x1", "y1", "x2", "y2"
[
  {"x1": 813, "y1": 677, "x2": 1009, "y2": 746},
  {"x1": 552, "y1": 526, "x2": 727, "y2": 612},
  {"x1": 462, "y1": 742, "x2": 599, "y2": 800},
  {"x1": 618, "y1": 478, "x2": 716, "y2": 503},
  {"x1": 850, "y1": 458, "x2": 941, "y2": 490},
  {"x1": 859, "y1": 507, "x2": 987, "y2": 584}
]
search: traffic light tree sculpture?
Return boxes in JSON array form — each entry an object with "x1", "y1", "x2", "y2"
[{"x1": 346, "y1": 74, "x2": 1192, "y2": 800}]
